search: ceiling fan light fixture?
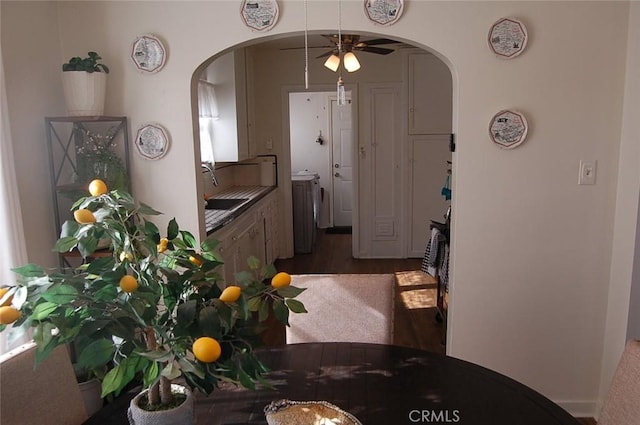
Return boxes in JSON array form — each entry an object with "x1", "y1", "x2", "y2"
[
  {"x1": 324, "y1": 54, "x2": 340, "y2": 72},
  {"x1": 343, "y1": 52, "x2": 360, "y2": 72}
]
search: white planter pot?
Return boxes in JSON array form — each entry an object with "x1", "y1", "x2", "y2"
[
  {"x1": 127, "y1": 384, "x2": 194, "y2": 425},
  {"x1": 62, "y1": 71, "x2": 106, "y2": 116},
  {"x1": 78, "y1": 379, "x2": 103, "y2": 417}
]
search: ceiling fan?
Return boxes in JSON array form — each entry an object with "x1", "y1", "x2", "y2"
[
  {"x1": 316, "y1": 34, "x2": 400, "y2": 73},
  {"x1": 315, "y1": 34, "x2": 400, "y2": 59}
]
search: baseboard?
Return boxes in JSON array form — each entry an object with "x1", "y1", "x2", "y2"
[{"x1": 555, "y1": 400, "x2": 597, "y2": 418}]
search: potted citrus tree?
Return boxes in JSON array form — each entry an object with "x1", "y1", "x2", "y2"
[
  {"x1": 0, "y1": 179, "x2": 306, "y2": 424},
  {"x1": 62, "y1": 51, "x2": 109, "y2": 116}
]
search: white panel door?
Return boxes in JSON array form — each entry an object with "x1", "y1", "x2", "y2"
[
  {"x1": 360, "y1": 84, "x2": 402, "y2": 258},
  {"x1": 331, "y1": 99, "x2": 353, "y2": 227}
]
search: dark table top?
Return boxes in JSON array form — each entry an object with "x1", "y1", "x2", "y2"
[{"x1": 86, "y1": 342, "x2": 579, "y2": 425}]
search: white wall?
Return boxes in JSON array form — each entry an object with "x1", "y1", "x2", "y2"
[
  {"x1": 1, "y1": 0, "x2": 636, "y2": 416},
  {"x1": 1, "y1": 1, "x2": 66, "y2": 268},
  {"x1": 598, "y1": 1, "x2": 640, "y2": 415}
]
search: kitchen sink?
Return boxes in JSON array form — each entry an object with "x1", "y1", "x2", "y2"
[{"x1": 205, "y1": 198, "x2": 248, "y2": 210}]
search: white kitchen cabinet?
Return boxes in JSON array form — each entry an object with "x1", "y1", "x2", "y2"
[
  {"x1": 207, "y1": 48, "x2": 252, "y2": 162},
  {"x1": 258, "y1": 191, "x2": 279, "y2": 265},
  {"x1": 214, "y1": 210, "x2": 262, "y2": 284},
  {"x1": 211, "y1": 191, "x2": 279, "y2": 283},
  {"x1": 407, "y1": 52, "x2": 452, "y2": 135}
]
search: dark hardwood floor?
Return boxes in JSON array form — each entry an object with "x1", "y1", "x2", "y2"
[
  {"x1": 272, "y1": 229, "x2": 596, "y2": 424},
  {"x1": 274, "y1": 229, "x2": 446, "y2": 354}
]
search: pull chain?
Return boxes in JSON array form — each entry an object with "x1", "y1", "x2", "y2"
[{"x1": 304, "y1": 0, "x2": 309, "y2": 89}]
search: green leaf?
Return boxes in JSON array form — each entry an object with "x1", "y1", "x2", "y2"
[
  {"x1": 137, "y1": 350, "x2": 173, "y2": 362},
  {"x1": 143, "y1": 220, "x2": 160, "y2": 242},
  {"x1": 11, "y1": 263, "x2": 46, "y2": 278},
  {"x1": 177, "y1": 300, "x2": 197, "y2": 327},
  {"x1": 262, "y1": 263, "x2": 278, "y2": 280},
  {"x1": 77, "y1": 236, "x2": 98, "y2": 258},
  {"x1": 167, "y1": 218, "x2": 179, "y2": 241},
  {"x1": 101, "y1": 364, "x2": 125, "y2": 398},
  {"x1": 258, "y1": 299, "x2": 270, "y2": 322},
  {"x1": 246, "y1": 256, "x2": 261, "y2": 270},
  {"x1": 143, "y1": 361, "x2": 160, "y2": 389},
  {"x1": 180, "y1": 230, "x2": 197, "y2": 249},
  {"x1": 276, "y1": 285, "x2": 306, "y2": 299},
  {"x1": 247, "y1": 297, "x2": 262, "y2": 312},
  {"x1": 93, "y1": 284, "x2": 118, "y2": 301},
  {"x1": 161, "y1": 360, "x2": 182, "y2": 380},
  {"x1": 53, "y1": 236, "x2": 78, "y2": 253},
  {"x1": 60, "y1": 220, "x2": 80, "y2": 238},
  {"x1": 86, "y1": 256, "x2": 116, "y2": 275},
  {"x1": 200, "y1": 236, "x2": 219, "y2": 252},
  {"x1": 77, "y1": 339, "x2": 116, "y2": 369},
  {"x1": 285, "y1": 299, "x2": 307, "y2": 314},
  {"x1": 273, "y1": 300, "x2": 289, "y2": 326},
  {"x1": 138, "y1": 203, "x2": 162, "y2": 216},
  {"x1": 238, "y1": 367, "x2": 255, "y2": 390},
  {"x1": 41, "y1": 285, "x2": 78, "y2": 304},
  {"x1": 198, "y1": 306, "x2": 222, "y2": 338},
  {"x1": 31, "y1": 301, "x2": 60, "y2": 320}
]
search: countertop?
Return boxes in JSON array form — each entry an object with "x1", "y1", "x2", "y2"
[{"x1": 204, "y1": 185, "x2": 276, "y2": 234}]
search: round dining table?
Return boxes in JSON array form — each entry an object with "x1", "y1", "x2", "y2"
[{"x1": 85, "y1": 342, "x2": 580, "y2": 424}]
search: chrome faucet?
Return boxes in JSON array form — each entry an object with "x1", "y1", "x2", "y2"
[{"x1": 201, "y1": 162, "x2": 219, "y2": 186}]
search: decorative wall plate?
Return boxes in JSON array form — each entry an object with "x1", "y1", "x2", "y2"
[
  {"x1": 488, "y1": 17, "x2": 528, "y2": 58},
  {"x1": 135, "y1": 123, "x2": 170, "y2": 160},
  {"x1": 240, "y1": 0, "x2": 279, "y2": 32},
  {"x1": 131, "y1": 34, "x2": 167, "y2": 73},
  {"x1": 364, "y1": 0, "x2": 404, "y2": 26},
  {"x1": 489, "y1": 110, "x2": 528, "y2": 149}
]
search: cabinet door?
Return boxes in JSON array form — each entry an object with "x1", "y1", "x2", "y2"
[{"x1": 408, "y1": 53, "x2": 452, "y2": 135}]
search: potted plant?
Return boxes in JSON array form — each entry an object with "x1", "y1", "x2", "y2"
[
  {"x1": 62, "y1": 51, "x2": 110, "y2": 116},
  {"x1": 0, "y1": 179, "x2": 306, "y2": 424}
]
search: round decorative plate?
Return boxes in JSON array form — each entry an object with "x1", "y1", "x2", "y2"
[
  {"x1": 364, "y1": 0, "x2": 404, "y2": 26},
  {"x1": 131, "y1": 34, "x2": 167, "y2": 73},
  {"x1": 240, "y1": 0, "x2": 279, "y2": 32},
  {"x1": 489, "y1": 110, "x2": 528, "y2": 149},
  {"x1": 135, "y1": 123, "x2": 170, "y2": 160},
  {"x1": 488, "y1": 17, "x2": 528, "y2": 58}
]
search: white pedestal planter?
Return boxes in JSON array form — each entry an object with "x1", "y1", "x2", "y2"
[
  {"x1": 127, "y1": 384, "x2": 194, "y2": 425},
  {"x1": 62, "y1": 71, "x2": 106, "y2": 116}
]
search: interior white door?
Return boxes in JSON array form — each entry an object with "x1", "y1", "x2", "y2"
[{"x1": 331, "y1": 99, "x2": 353, "y2": 227}]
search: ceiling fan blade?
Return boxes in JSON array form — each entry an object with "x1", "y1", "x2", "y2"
[
  {"x1": 316, "y1": 50, "x2": 337, "y2": 59},
  {"x1": 357, "y1": 46, "x2": 396, "y2": 55},
  {"x1": 357, "y1": 38, "x2": 401, "y2": 46}
]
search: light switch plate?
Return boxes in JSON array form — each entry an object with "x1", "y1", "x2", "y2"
[{"x1": 579, "y1": 160, "x2": 597, "y2": 185}]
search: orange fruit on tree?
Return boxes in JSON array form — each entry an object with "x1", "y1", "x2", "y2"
[
  {"x1": 219, "y1": 286, "x2": 242, "y2": 303},
  {"x1": 157, "y1": 238, "x2": 169, "y2": 253},
  {"x1": 0, "y1": 287, "x2": 13, "y2": 307},
  {"x1": 192, "y1": 337, "x2": 222, "y2": 363},
  {"x1": 189, "y1": 255, "x2": 203, "y2": 267},
  {"x1": 0, "y1": 306, "x2": 21, "y2": 325},
  {"x1": 271, "y1": 272, "x2": 291, "y2": 288},
  {"x1": 119, "y1": 275, "x2": 138, "y2": 293},
  {"x1": 74, "y1": 208, "x2": 96, "y2": 224},
  {"x1": 89, "y1": 179, "x2": 108, "y2": 196}
]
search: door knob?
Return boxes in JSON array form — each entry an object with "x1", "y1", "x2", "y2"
[
  {"x1": 334, "y1": 164, "x2": 340, "y2": 168},
  {"x1": 334, "y1": 172, "x2": 340, "y2": 177}
]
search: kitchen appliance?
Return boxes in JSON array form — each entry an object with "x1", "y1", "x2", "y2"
[{"x1": 291, "y1": 171, "x2": 320, "y2": 254}]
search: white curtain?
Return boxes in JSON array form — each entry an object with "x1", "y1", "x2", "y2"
[
  {"x1": 0, "y1": 51, "x2": 29, "y2": 354},
  {"x1": 198, "y1": 80, "x2": 218, "y2": 165}
]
